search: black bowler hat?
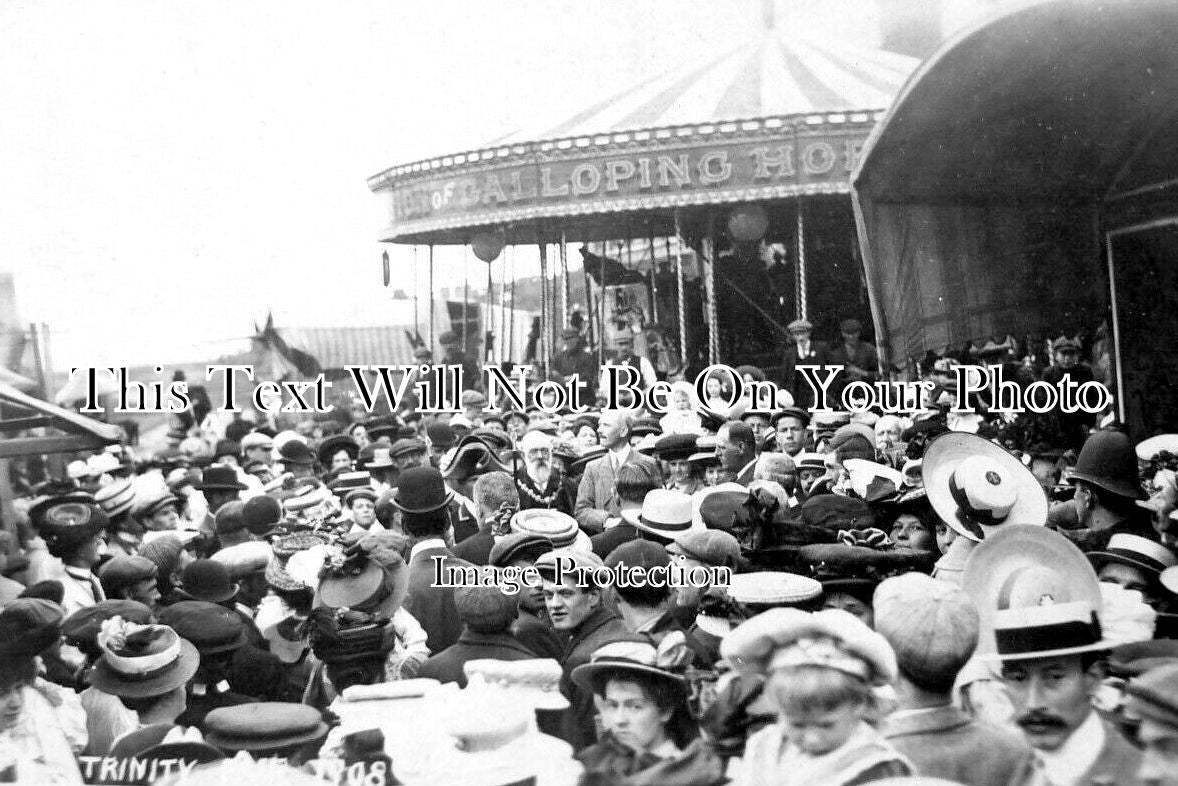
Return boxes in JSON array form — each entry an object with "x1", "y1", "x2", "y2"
[
  {"x1": 392, "y1": 466, "x2": 453, "y2": 514},
  {"x1": 277, "y1": 440, "x2": 316, "y2": 468},
  {"x1": 196, "y1": 465, "x2": 247, "y2": 492},
  {"x1": 652, "y1": 433, "x2": 698, "y2": 463},
  {"x1": 178, "y1": 560, "x2": 239, "y2": 604}
]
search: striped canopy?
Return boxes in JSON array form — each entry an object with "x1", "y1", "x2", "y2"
[{"x1": 489, "y1": 31, "x2": 917, "y2": 146}]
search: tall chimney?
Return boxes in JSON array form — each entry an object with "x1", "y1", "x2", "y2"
[{"x1": 877, "y1": 0, "x2": 943, "y2": 60}]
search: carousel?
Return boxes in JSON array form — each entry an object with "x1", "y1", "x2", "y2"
[{"x1": 368, "y1": 9, "x2": 918, "y2": 381}]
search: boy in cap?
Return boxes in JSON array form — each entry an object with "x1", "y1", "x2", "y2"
[
  {"x1": 417, "y1": 569, "x2": 535, "y2": 686},
  {"x1": 97, "y1": 555, "x2": 161, "y2": 611},
  {"x1": 830, "y1": 317, "x2": 878, "y2": 386},
  {"x1": 779, "y1": 318, "x2": 832, "y2": 409},
  {"x1": 160, "y1": 601, "x2": 256, "y2": 730},
  {"x1": 488, "y1": 532, "x2": 563, "y2": 661},
  {"x1": 874, "y1": 573, "x2": 1033, "y2": 786}
]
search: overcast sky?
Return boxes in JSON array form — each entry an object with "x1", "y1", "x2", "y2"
[{"x1": 0, "y1": 0, "x2": 983, "y2": 370}]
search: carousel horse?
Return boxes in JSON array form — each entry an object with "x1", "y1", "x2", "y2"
[{"x1": 251, "y1": 313, "x2": 323, "y2": 382}]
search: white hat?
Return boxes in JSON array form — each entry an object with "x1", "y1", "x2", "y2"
[
  {"x1": 67, "y1": 460, "x2": 89, "y2": 480},
  {"x1": 621, "y1": 489, "x2": 703, "y2": 541}
]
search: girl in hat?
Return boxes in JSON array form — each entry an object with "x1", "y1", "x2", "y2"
[
  {"x1": 723, "y1": 608, "x2": 911, "y2": 786},
  {"x1": 572, "y1": 635, "x2": 725, "y2": 786}
]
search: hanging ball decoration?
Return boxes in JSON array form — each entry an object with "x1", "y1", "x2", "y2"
[
  {"x1": 471, "y1": 228, "x2": 506, "y2": 263},
  {"x1": 728, "y1": 204, "x2": 770, "y2": 243}
]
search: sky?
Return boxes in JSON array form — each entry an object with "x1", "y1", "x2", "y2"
[{"x1": 0, "y1": 0, "x2": 986, "y2": 370}]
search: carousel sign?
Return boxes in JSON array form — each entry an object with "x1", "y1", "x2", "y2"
[{"x1": 371, "y1": 119, "x2": 876, "y2": 239}]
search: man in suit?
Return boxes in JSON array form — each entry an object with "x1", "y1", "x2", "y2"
[
  {"x1": 574, "y1": 410, "x2": 658, "y2": 534},
  {"x1": 779, "y1": 318, "x2": 833, "y2": 409},
  {"x1": 716, "y1": 421, "x2": 758, "y2": 487},
  {"x1": 395, "y1": 466, "x2": 472, "y2": 654},
  {"x1": 829, "y1": 318, "x2": 879, "y2": 398}
]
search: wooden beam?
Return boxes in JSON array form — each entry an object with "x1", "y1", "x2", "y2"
[
  {"x1": 0, "y1": 434, "x2": 112, "y2": 459},
  {"x1": 0, "y1": 416, "x2": 52, "y2": 432},
  {"x1": 0, "y1": 460, "x2": 15, "y2": 539}
]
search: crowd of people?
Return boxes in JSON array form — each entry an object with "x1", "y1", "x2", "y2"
[{"x1": 2, "y1": 323, "x2": 1178, "y2": 786}]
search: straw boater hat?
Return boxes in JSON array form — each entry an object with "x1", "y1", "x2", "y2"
[
  {"x1": 621, "y1": 489, "x2": 705, "y2": 541},
  {"x1": 203, "y1": 702, "x2": 329, "y2": 754},
  {"x1": 923, "y1": 432, "x2": 1048, "y2": 542},
  {"x1": 962, "y1": 525, "x2": 1103, "y2": 658},
  {"x1": 1135, "y1": 434, "x2": 1178, "y2": 463},
  {"x1": 94, "y1": 479, "x2": 137, "y2": 518},
  {"x1": 1087, "y1": 533, "x2": 1178, "y2": 579},
  {"x1": 729, "y1": 572, "x2": 822, "y2": 607},
  {"x1": 509, "y1": 509, "x2": 592, "y2": 552}
]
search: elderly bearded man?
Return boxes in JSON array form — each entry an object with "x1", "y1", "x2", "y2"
[{"x1": 515, "y1": 429, "x2": 575, "y2": 515}]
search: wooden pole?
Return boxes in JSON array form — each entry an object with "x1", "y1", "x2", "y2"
[{"x1": 428, "y1": 245, "x2": 435, "y2": 353}]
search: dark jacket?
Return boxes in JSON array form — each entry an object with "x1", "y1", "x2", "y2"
[
  {"x1": 561, "y1": 604, "x2": 630, "y2": 751},
  {"x1": 516, "y1": 470, "x2": 575, "y2": 515},
  {"x1": 452, "y1": 528, "x2": 495, "y2": 565},
  {"x1": 514, "y1": 607, "x2": 565, "y2": 662},
  {"x1": 403, "y1": 544, "x2": 472, "y2": 654},
  {"x1": 576, "y1": 732, "x2": 726, "y2": 786},
  {"x1": 780, "y1": 340, "x2": 834, "y2": 409},
  {"x1": 641, "y1": 609, "x2": 716, "y2": 669},
  {"x1": 591, "y1": 523, "x2": 639, "y2": 559},
  {"x1": 575, "y1": 451, "x2": 659, "y2": 532},
  {"x1": 417, "y1": 628, "x2": 536, "y2": 687},
  {"x1": 881, "y1": 704, "x2": 1034, "y2": 786}
]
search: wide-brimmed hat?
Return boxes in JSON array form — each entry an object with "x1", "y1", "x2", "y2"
[
  {"x1": 962, "y1": 525, "x2": 1102, "y2": 658},
  {"x1": 987, "y1": 599, "x2": 1114, "y2": 661},
  {"x1": 787, "y1": 318, "x2": 813, "y2": 333},
  {"x1": 571, "y1": 638, "x2": 687, "y2": 699},
  {"x1": 91, "y1": 619, "x2": 200, "y2": 698},
  {"x1": 317, "y1": 435, "x2": 360, "y2": 467},
  {"x1": 196, "y1": 466, "x2": 247, "y2": 492},
  {"x1": 1068, "y1": 429, "x2": 1146, "y2": 500},
  {"x1": 203, "y1": 702, "x2": 328, "y2": 753},
  {"x1": 1088, "y1": 533, "x2": 1177, "y2": 578},
  {"x1": 509, "y1": 509, "x2": 591, "y2": 551},
  {"x1": 652, "y1": 433, "x2": 698, "y2": 463},
  {"x1": 392, "y1": 466, "x2": 454, "y2": 513},
  {"x1": 315, "y1": 549, "x2": 409, "y2": 617},
  {"x1": 621, "y1": 489, "x2": 703, "y2": 541},
  {"x1": 923, "y1": 432, "x2": 1048, "y2": 542}
]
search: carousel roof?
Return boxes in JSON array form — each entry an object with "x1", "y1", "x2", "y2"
[
  {"x1": 368, "y1": 27, "x2": 918, "y2": 245},
  {"x1": 488, "y1": 31, "x2": 917, "y2": 146}
]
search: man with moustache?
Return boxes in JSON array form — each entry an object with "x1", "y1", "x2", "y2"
[
  {"x1": 995, "y1": 597, "x2": 1143, "y2": 785},
  {"x1": 514, "y1": 429, "x2": 575, "y2": 515},
  {"x1": 574, "y1": 410, "x2": 658, "y2": 533}
]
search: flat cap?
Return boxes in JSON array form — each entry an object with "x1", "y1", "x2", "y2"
[
  {"x1": 214, "y1": 501, "x2": 248, "y2": 535},
  {"x1": 0, "y1": 598, "x2": 64, "y2": 657},
  {"x1": 212, "y1": 541, "x2": 274, "y2": 579},
  {"x1": 534, "y1": 548, "x2": 605, "y2": 584},
  {"x1": 488, "y1": 533, "x2": 553, "y2": 568},
  {"x1": 604, "y1": 540, "x2": 670, "y2": 573},
  {"x1": 874, "y1": 573, "x2": 979, "y2": 687},
  {"x1": 159, "y1": 601, "x2": 247, "y2": 655},
  {"x1": 666, "y1": 529, "x2": 741, "y2": 571},
  {"x1": 98, "y1": 555, "x2": 158, "y2": 595},
  {"x1": 203, "y1": 702, "x2": 328, "y2": 752}
]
